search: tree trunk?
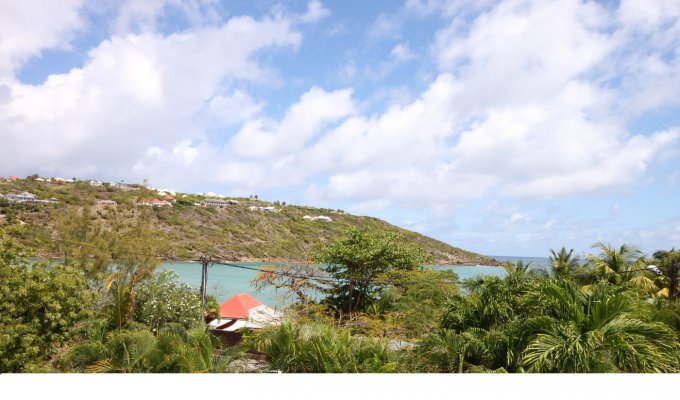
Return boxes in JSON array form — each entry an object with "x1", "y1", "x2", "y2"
[{"x1": 669, "y1": 260, "x2": 678, "y2": 302}]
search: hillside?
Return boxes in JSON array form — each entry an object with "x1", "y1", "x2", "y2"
[{"x1": 0, "y1": 177, "x2": 500, "y2": 265}]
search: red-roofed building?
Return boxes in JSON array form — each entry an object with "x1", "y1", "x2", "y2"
[
  {"x1": 208, "y1": 293, "x2": 282, "y2": 346},
  {"x1": 163, "y1": 195, "x2": 175, "y2": 202},
  {"x1": 218, "y1": 293, "x2": 263, "y2": 319},
  {"x1": 8, "y1": 176, "x2": 19, "y2": 181}
]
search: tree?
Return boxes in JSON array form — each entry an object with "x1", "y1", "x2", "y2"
[
  {"x1": 103, "y1": 210, "x2": 165, "y2": 328},
  {"x1": 0, "y1": 228, "x2": 94, "y2": 372},
  {"x1": 252, "y1": 262, "x2": 326, "y2": 306},
  {"x1": 549, "y1": 247, "x2": 579, "y2": 278},
  {"x1": 587, "y1": 242, "x2": 658, "y2": 294},
  {"x1": 588, "y1": 242, "x2": 642, "y2": 281},
  {"x1": 313, "y1": 227, "x2": 432, "y2": 314},
  {"x1": 650, "y1": 249, "x2": 680, "y2": 301}
]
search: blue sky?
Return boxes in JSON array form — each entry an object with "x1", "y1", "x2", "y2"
[{"x1": 1, "y1": 0, "x2": 679, "y2": 257}]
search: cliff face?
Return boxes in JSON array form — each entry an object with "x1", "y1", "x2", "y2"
[{"x1": 0, "y1": 179, "x2": 499, "y2": 265}]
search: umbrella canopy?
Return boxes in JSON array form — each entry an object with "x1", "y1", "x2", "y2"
[{"x1": 209, "y1": 293, "x2": 282, "y2": 332}]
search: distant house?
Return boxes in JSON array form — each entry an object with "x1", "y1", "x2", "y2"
[
  {"x1": 89, "y1": 180, "x2": 103, "y2": 187},
  {"x1": 35, "y1": 177, "x2": 46, "y2": 182},
  {"x1": 53, "y1": 177, "x2": 65, "y2": 184},
  {"x1": 137, "y1": 198, "x2": 172, "y2": 207},
  {"x1": 304, "y1": 215, "x2": 332, "y2": 222},
  {"x1": 8, "y1": 176, "x2": 19, "y2": 181},
  {"x1": 227, "y1": 199, "x2": 239, "y2": 205},
  {"x1": 97, "y1": 199, "x2": 117, "y2": 206},
  {"x1": 4, "y1": 192, "x2": 57, "y2": 205},
  {"x1": 5, "y1": 192, "x2": 36, "y2": 203},
  {"x1": 249, "y1": 206, "x2": 278, "y2": 212},
  {"x1": 163, "y1": 195, "x2": 175, "y2": 203},
  {"x1": 202, "y1": 199, "x2": 229, "y2": 208}
]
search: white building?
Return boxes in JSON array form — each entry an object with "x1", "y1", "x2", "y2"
[
  {"x1": 202, "y1": 199, "x2": 229, "y2": 207},
  {"x1": 249, "y1": 206, "x2": 278, "y2": 212},
  {"x1": 303, "y1": 215, "x2": 333, "y2": 222}
]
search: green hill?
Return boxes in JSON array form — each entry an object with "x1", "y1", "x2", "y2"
[{"x1": 0, "y1": 177, "x2": 499, "y2": 265}]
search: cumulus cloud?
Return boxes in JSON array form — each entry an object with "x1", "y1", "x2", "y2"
[
  {"x1": 390, "y1": 43, "x2": 415, "y2": 62},
  {"x1": 0, "y1": 0, "x2": 85, "y2": 80},
  {"x1": 1, "y1": 0, "x2": 679, "y2": 254},
  {"x1": 300, "y1": 0, "x2": 331, "y2": 24},
  {"x1": 0, "y1": 11, "x2": 301, "y2": 185}
]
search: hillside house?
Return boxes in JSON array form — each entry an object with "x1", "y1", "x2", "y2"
[
  {"x1": 249, "y1": 206, "x2": 278, "y2": 212},
  {"x1": 5, "y1": 192, "x2": 36, "y2": 203},
  {"x1": 89, "y1": 180, "x2": 103, "y2": 187},
  {"x1": 202, "y1": 199, "x2": 228, "y2": 208},
  {"x1": 4, "y1": 192, "x2": 57, "y2": 204},
  {"x1": 303, "y1": 215, "x2": 333, "y2": 222},
  {"x1": 137, "y1": 198, "x2": 172, "y2": 207}
]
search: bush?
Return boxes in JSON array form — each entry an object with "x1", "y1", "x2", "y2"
[
  {"x1": 0, "y1": 230, "x2": 94, "y2": 372},
  {"x1": 133, "y1": 270, "x2": 202, "y2": 331},
  {"x1": 246, "y1": 321, "x2": 398, "y2": 372}
]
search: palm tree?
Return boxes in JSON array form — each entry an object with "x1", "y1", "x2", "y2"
[
  {"x1": 549, "y1": 247, "x2": 579, "y2": 278},
  {"x1": 520, "y1": 279, "x2": 679, "y2": 372},
  {"x1": 588, "y1": 242, "x2": 642, "y2": 279},
  {"x1": 586, "y1": 242, "x2": 658, "y2": 294},
  {"x1": 650, "y1": 249, "x2": 680, "y2": 301}
]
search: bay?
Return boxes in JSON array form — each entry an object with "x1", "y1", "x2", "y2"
[{"x1": 160, "y1": 260, "x2": 517, "y2": 308}]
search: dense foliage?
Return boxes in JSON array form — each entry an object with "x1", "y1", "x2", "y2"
[
  {"x1": 63, "y1": 321, "x2": 223, "y2": 372},
  {"x1": 0, "y1": 229, "x2": 94, "y2": 372},
  {"x1": 134, "y1": 271, "x2": 202, "y2": 331},
  {"x1": 246, "y1": 321, "x2": 398, "y2": 372},
  {"x1": 2, "y1": 214, "x2": 679, "y2": 374}
]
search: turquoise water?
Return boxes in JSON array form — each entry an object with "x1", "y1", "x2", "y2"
[
  {"x1": 160, "y1": 261, "x2": 512, "y2": 307},
  {"x1": 492, "y1": 255, "x2": 551, "y2": 269}
]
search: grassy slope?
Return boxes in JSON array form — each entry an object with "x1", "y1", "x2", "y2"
[{"x1": 0, "y1": 179, "x2": 499, "y2": 265}]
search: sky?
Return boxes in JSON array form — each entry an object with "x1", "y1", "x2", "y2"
[{"x1": 1, "y1": 0, "x2": 679, "y2": 257}]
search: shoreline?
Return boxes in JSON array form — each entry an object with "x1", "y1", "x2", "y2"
[{"x1": 32, "y1": 252, "x2": 503, "y2": 267}]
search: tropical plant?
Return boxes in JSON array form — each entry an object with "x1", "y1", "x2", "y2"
[
  {"x1": 649, "y1": 249, "x2": 680, "y2": 301},
  {"x1": 409, "y1": 328, "x2": 511, "y2": 373},
  {"x1": 520, "y1": 279, "x2": 680, "y2": 372},
  {"x1": 65, "y1": 322, "x2": 222, "y2": 373},
  {"x1": 549, "y1": 247, "x2": 580, "y2": 278},
  {"x1": 246, "y1": 321, "x2": 398, "y2": 372}
]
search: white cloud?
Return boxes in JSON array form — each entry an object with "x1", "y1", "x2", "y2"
[
  {"x1": 368, "y1": 13, "x2": 403, "y2": 39},
  {"x1": 300, "y1": 1, "x2": 331, "y2": 24},
  {"x1": 0, "y1": 0, "x2": 85, "y2": 80},
  {"x1": 390, "y1": 42, "x2": 415, "y2": 62},
  {"x1": 229, "y1": 87, "x2": 355, "y2": 159},
  {"x1": 112, "y1": 0, "x2": 222, "y2": 36},
  {"x1": 0, "y1": 14, "x2": 301, "y2": 185}
]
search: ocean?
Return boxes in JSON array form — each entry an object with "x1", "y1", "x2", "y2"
[{"x1": 161, "y1": 255, "x2": 552, "y2": 306}]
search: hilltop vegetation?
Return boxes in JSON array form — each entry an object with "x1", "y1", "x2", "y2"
[{"x1": 0, "y1": 177, "x2": 497, "y2": 265}]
